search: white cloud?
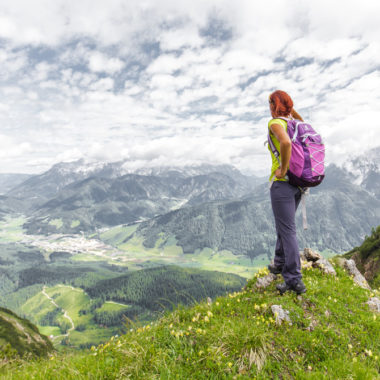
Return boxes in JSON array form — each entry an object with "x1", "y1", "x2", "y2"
[
  {"x1": 0, "y1": 134, "x2": 32, "y2": 160},
  {"x1": 0, "y1": 0, "x2": 379, "y2": 175},
  {"x1": 88, "y1": 51, "x2": 124, "y2": 74}
]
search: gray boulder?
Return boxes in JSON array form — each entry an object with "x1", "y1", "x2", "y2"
[
  {"x1": 271, "y1": 305, "x2": 292, "y2": 326},
  {"x1": 343, "y1": 259, "x2": 371, "y2": 290},
  {"x1": 256, "y1": 273, "x2": 277, "y2": 289},
  {"x1": 303, "y1": 248, "x2": 322, "y2": 262},
  {"x1": 366, "y1": 297, "x2": 380, "y2": 313},
  {"x1": 312, "y1": 258, "x2": 336, "y2": 276}
]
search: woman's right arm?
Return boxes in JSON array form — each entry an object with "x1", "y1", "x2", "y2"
[{"x1": 270, "y1": 123, "x2": 291, "y2": 179}]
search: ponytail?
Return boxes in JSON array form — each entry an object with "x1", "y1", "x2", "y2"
[{"x1": 291, "y1": 109, "x2": 303, "y2": 122}]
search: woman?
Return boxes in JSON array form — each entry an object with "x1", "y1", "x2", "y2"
[{"x1": 267, "y1": 90, "x2": 306, "y2": 295}]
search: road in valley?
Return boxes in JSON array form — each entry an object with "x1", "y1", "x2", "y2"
[{"x1": 42, "y1": 286, "x2": 75, "y2": 341}]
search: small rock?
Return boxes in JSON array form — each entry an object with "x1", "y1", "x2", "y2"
[
  {"x1": 255, "y1": 273, "x2": 277, "y2": 289},
  {"x1": 343, "y1": 259, "x2": 371, "y2": 290},
  {"x1": 303, "y1": 248, "x2": 322, "y2": 262},
  {"x1": 306, "y1": 319, "x2": 318, "y2": 331},
  {"x1": 299, "y1": 251, "x2": 306, "y2": 261},
  {"x1": 366, "y1": 297, "x2": 380, "y2": 313},
  {"x1": 271, "y1": 305, "x2": 292, "y2": 326},
  {"x1": 312, "y1": 258, "x2": 336, "y2": 276},
  {"x1": 324, "y1": 310, "x2": 331, "y2": 318}
]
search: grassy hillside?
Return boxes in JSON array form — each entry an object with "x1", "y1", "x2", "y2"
[
  {"x1": 4, "y1": 267, "x2": 246, "y2": 350},
  {"x1": 345, "y1": 225, "x2": 380, "y2": 288},
  {"x1": 84, "y1": 266, "x2": 247, "y2": 312},
  {"x1": 1, "y1": 260, "x2": 379, "y2": 379},
  {"x1": 0, "y1": 307, "x2": 53, "y2": 358}
]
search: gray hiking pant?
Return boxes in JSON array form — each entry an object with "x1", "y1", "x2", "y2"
[{"x1": 270, "y1": 181, "x2": 302, "y2": 286}]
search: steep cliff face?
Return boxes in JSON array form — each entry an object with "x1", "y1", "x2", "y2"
[
  {"x1": 0, "y1": 307, "x2": 53, "y2": 358},
  {"x1": 345, "y1": 225, "x2": 380, "y2": 288}
]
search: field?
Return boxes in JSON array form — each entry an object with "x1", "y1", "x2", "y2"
[
  {"x1": 0, "y1": 216, "x2": 26, "y2": 243},
  {"x1": 99, "y1": 225, "x2": 269, "y2": 278},
  {"x1": 20, "y1": 285, "x2": 121, "y2": 349}
]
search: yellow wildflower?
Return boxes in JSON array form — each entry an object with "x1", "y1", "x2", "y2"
[
  {"x1": 365, "y1": 349, "x2": 373, "y2": 357},
  {"x1": 228, "y1": 362, "x2": 233, "y2": 368}
]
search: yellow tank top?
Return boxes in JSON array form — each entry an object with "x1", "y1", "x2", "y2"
[{"x1": 268, "y1": 118, "x2": 288, "y2": 182}]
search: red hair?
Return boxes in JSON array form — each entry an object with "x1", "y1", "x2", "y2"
[{"x1": 269, "y1": 90, "x2": 293, "y2": 117}]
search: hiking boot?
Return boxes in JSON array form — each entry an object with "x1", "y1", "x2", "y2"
[
  {"x1": 276, "y1": 280, "x2": 307, "y2": 295},
  {"x1": 268, "y1": 263, "x2": 283, "y2": 275},
  {"x1": 292, "y1": 280, "x2": 307, "y2": 294},
  {"x1": 276, "y1": 282, "x2": 291, "y2": 295}
]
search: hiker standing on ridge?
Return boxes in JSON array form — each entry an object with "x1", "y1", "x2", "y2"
[{"x1": 267, "y1": 90, "x2": 307, "y2": 295}]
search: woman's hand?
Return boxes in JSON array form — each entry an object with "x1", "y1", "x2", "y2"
[{"x1": 275, "y1": 167, "x2": 287, "y2": 179}]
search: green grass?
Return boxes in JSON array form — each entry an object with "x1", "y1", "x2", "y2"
[
  {"x1": 97, "y1": 302, "x2": 130, "y2": 312},
  {"x1": 43, "y1": 285, "x2": 92, "y2": 326},
  {"x1": 2, "y1": 261, "x2": 379, "y2": 379},
  {"x1": 21, "y1": 293, "x2": 56, "y2": 322},
  {"x1": 100, "y1": 224, "x2": 139, "y2": 246},
  {"x1": 0, "y1": 216, "x2": 26, "y2": 242},
  {"x1": 37, "y1": 326, "x2": 61, "y2": 337},
  {"x1": 48, "y1": 219, "x2": 63, "y2": 229},
  {"x1": 97, "y1": 226, "x2": 270, "y2": 278},
  {"x1": 68, "y1": 327, "x2": 120, "y2": 348},
  {"x1": 18, "y1": 285, "x2": 119, "y2": 348},
  {"x1": 70, "y1": 220, "x2": 81, "y2": 228}
]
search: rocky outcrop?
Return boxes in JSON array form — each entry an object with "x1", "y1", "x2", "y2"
[
  {"x1": 256, "y1": 273, "x2": 277, "y2": 289},
  {"x1": 312, "y1": 258, "x2": 336, "y2": 275},
  {"x1": 302, "y1": 248, "x2": 336, "y2": 276},
  {"x1": 342, "y1": 259, "x2": 371, "y2": 290},
  {"x1": 271, "y1": 305, "x2": 292, "y2": 326},
  {"x1": 303, "y1": 248, "x2": 322, "y2": 262}
]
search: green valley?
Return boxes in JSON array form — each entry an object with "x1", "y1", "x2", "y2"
[{"x1": 1, "y1": 257, "x2": 379, "y2": 379}]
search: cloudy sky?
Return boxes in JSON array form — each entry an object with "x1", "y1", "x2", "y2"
[{"x1": 0, "y1": 0, "x2": 379, "y2": 176}]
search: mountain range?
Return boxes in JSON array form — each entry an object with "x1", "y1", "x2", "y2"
[{"x1": 2, "y1": 147, "x2": 380, "y2": 257}]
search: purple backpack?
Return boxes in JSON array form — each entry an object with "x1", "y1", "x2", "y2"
[{"x1": 268, "y1": 117, "x2": 325, "y2": 187}]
